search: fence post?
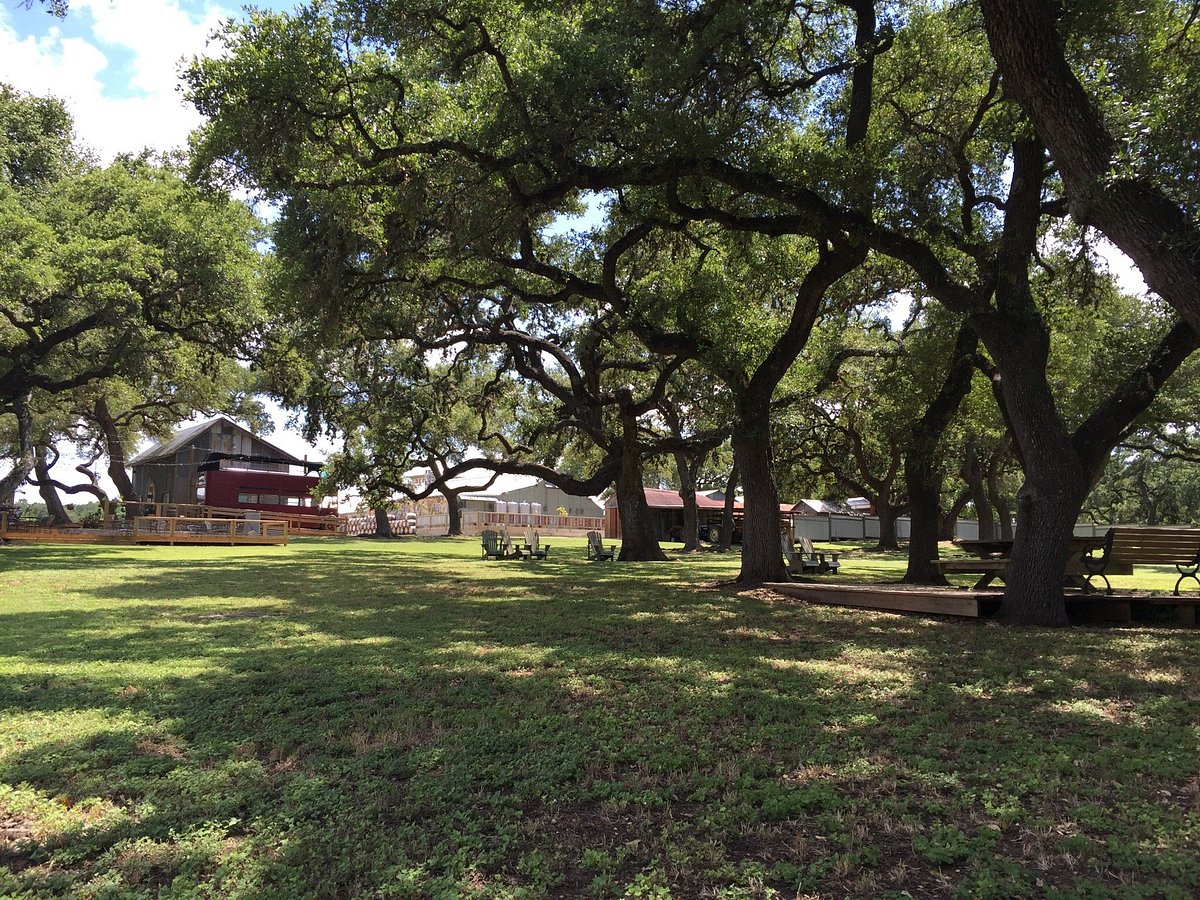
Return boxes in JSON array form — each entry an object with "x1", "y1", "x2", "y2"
[{"x1": 168, "y1": 517, "x2": 177, "y2": 546}]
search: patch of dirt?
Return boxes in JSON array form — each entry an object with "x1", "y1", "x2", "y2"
[
  {"x1": 136, "y1": 736, "x2": 187, "y2": 760},
  {"x1": 0, "y1": 810, "x2": 38, "y2": 872}
]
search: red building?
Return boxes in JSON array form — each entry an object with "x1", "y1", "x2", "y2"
[{"x1": 129, "y1": 416, "x2": 334, "y2": 519}]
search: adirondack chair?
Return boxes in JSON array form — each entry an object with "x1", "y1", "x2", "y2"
[
  {"x1": 499, "y1": 527, "x2": 517, "y2": 558},
  {"x1": 781, "y1": 533, "x2": 821, "y2": 575},
  {"x1": 799, "y1": 536, "x2": 840, "y2": 574},
  {"x1": 481, "y1": 529, "x2": 506, "y2": 560},
  {"x1": 524, "y1": 530, "x2": 550, "y2": 560},
  {"x1": 586, "y1": 530, "x2": 616, "y2": 561}
]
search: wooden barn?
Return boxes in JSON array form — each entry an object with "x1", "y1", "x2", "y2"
[{"x1": 128, "y1": 416, "x2": 332, "y2": 519}]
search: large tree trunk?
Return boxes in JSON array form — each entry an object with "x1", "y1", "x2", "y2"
[
  {"x1": 904, "y1": 321, "x2": 978, "y2": 583},
  {"x1": 615, "y1": 406, "x2": 667, "y2": 561},
  {"x1": 718, "y1": 463, "x2": 738, "y2": 552},
  {"x1": 939, "y1": 489, "x2": 970, "y2": 542},
  {"x1": 444, "y1": 488, "x2": 463, "y2": 536},
  {"x1": 962, "y1": 438, "x2": 995, "y2": 541},
  {"x1": 906, "y1": 443, "x2": 949, "y2": 583},
  {"x1": 373, "y1": 508, "x2": 392, "y2": 537},
  {"x1": 732, "y1": 404, "x2": 788, "y2": 585},
  {"x1": 974, "y1": 138, "x2": 1200, "y2": 625},
  {"x1": 0, "y1": 392, "x2": 36, "y2": 505},
  {"x1": 673, "y1": 450, "x2": 700, "y2": 552},
  {"x1": 987, "y1": 450, "x2": 1014, "y2": 540},
  {"x1": 874, "y1": 490, "x2": 900, "y2": 551},
  {"x1": 93, "y1": 396, "x2": 138, "y2": 501},
  {"x1": 34, "y1": 450, "x2": 72, "y2": 524}
]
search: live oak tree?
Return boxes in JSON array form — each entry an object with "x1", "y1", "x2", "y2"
[
  {"x1": 185, "y1": 0, "x2": 1198, "y2": 609},
  {"x1": 185, "y1": 0, "x2": 891, "y2": 583},
  {"x1": 841, "y1": 4, "x2": 1200, "y2": 623},
  {"x1": 1, "y1": 86, "x2": 265, "y2": 504}
]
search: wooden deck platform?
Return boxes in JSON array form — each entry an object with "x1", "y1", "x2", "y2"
[
  {"x1": 766, "y1": 582, "x2": 1198, "y2": 625},
  {"x1": 1, "y1": 516, "x2": 289, "y2": 547},
  {"x1": 766, "y1": 582, "x2": 1003, "y2": 618}
]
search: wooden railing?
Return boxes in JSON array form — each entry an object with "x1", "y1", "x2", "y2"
[
  {"x1": 129, "y1": 516, "x2": 289, "y2": 545},
  {"x1": 122, "y1": 502, "x2": 337, "y2": 533}
]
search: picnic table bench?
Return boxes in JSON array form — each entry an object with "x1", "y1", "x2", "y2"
[
  {"x1": 935, "y1": 537, "x2": 1130, "y2": 591},
  {"x1": 1083, "y1": 526, "x2": 1200, "y2": 594}
]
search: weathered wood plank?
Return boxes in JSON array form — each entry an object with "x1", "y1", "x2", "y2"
[{"x1": 766, "y1": 583, "x2": 988, "y2": 617}]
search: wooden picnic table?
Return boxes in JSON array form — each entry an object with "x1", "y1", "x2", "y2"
[{"x1": 942, "y1": 537, "x2": 1125, "y2": 590}]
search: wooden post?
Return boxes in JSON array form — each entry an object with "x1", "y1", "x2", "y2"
[
  {"x1": 283, "y1": 521, "x2": 289, "y2": 545},
  {"x1": 132, "y1": 517, "x2": 140, "y2": 543},
  {"x1": 1, "y1": 511, "x2": 7, "y2": 537},
  {"x1": 169, "y1": 517, "x2": 177, "y2": 545},
  {"x1": 231, "y1": 519, "x2": 237, "y2": 546}
]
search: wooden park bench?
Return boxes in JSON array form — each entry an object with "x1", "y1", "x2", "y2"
[{"x1": 1083, "y1": 526, "x2": 1200, "y2": 594}]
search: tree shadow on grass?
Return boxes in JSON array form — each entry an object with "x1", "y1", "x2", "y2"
[{"x1": 0, "y1": 544, "x2": 1197, "y2": 896}]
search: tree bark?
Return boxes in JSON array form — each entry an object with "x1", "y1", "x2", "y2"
[
  {"x1": 906, "y1": 446, "x2": 949, "y2": 582},
  {"x1": 972, "y1": 139, "x2": 1200, "y2": 625},
  {"x1": 962, "y1": 437, "x2": 995, "y2": 542},
  {"x1": 987, "y1": 448, "x2": 1013, "y2": 540},
  {"x1": 719, "y1": 463, "x2": 738, "y2": 552},
  {"x1": 673, "y1": 450, "x2": 700, "y2": 552},
  {"x1": 444, "y1": 488, "x2": 463, "y2": 536},
  {"x1": 373, "y1": 508, "x2": 392, "y2": 537},
  {"x1": 93, "y1": 396, "x2": 138, "y2": 501},
  {"x1": 904, "y1": 321, "x2": 978, "y2": 583},
  {"x1": 731, "y1": 403, "x2": 788, "y2": 585},
  {"x1": 979, "y1": 0, "x2": 1200, "y2": 336},
  {"x1": 34, "y1": 450, "x2": 72, "y2": 524},
  {"x1": 875, "y1": 490, "x2": 900, "y2": 552},
  {"x1": 0, "y1": 393, "x2": 36, "y2": 505},
  {"x1": 615, "y1": 405, "x2": 667, "y2": 561},
  {"x1": 939, "y1": 489, "x2": 970, "y2": 542}
]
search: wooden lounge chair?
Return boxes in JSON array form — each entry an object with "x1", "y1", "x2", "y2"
[
  {"x1": 586, "y1": 530, "x2": 616, "y2": 561},
  {"x1": 524, "y1": 530, "x2": 550, "y2": 560},
  {"x1": 499, "y1": 527, "x2": 518, "y2": 558},
  {"x1": 481, "y1": 529, "x2": 506, "y2": 560},
  {"x1": 781, "y1": 533, "x2": 821, "y2": 575},
  {"x1": 799, "y1": 536, "x2": 840, "y2": 574}
]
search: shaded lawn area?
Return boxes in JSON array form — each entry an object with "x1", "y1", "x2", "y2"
[{"x1": 0, "y1": 538, "x2": 1196, "y2": 899}]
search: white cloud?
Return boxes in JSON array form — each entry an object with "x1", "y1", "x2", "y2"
[{"x1": 0, "y1": 0, "x2": 230, "y2": 160}]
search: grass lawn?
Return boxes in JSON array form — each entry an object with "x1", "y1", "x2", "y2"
[{"x1": 0, "y1": 537, "x2": 1196, "y2": 898}]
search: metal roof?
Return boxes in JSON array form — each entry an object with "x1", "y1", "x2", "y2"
[{"x1": 128, "y1": 416, "x2": 308, "y2": 467}]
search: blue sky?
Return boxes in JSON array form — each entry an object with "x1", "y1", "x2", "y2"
[
  {"x1": 2, "y1": 0, "x2": 342, "y2": 502},
  {"x1": 0, "y1": 0, "x2": 293, "y2": 161}
]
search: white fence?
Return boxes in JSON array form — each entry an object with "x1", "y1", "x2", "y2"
[
  {"x1": 340, "y1": 509, "x2": 604, "y2": 538},
  {"x1": 791, "y1": 513, "x2": 1112, "y2": 543}
]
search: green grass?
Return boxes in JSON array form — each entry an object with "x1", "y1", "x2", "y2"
[{"x1": 0, "y1": 537, "x2": 1196, "y2": 898}]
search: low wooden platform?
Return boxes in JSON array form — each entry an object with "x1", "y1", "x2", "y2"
[
  {"x1": 766, "y1": 582, "x2": 1003, "y2": 618},
  {"x1": 766, "y1": 582, "x2": 1198, "y2": 625}
]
